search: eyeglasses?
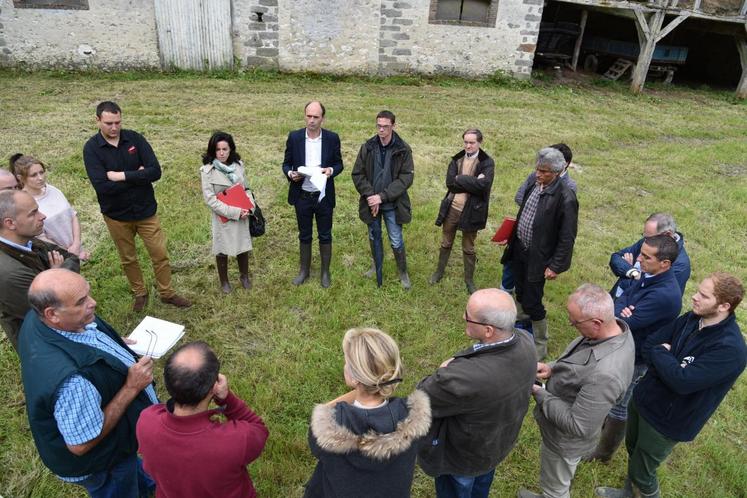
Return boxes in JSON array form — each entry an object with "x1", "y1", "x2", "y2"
[
  {"x1": 568, "y1": 317, "x2": 598, "y2": 327},
  {"x1": 464, "y1": 309, "x2": 491, "y2": 327}
]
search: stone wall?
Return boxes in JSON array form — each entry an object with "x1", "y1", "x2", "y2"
[
  {"x1": 0, "y1": 0, "x2": 539, "y2": 77},
  {"x1": 0, "y1": 0, "x2": 160, "y2": 70}
]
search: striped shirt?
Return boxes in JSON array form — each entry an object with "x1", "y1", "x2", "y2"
[{"x1": 52, "y1": 322, "x2": 158, "y2": 482}]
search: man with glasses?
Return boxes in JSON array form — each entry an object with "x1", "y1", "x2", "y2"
[
  {"x1": 0, "y1": 169, "x2": 19, "y2": 190},
  {"x1": 500, "y1": 147, "x2": 579, "y2": 360},
  {"x1": 517, "y1": 284, "x2": 634, "y2": 498},
  {"x1": 609, "y1": 213, "x2": 690, "y2": 297},
  {"x1": 417, "y1": 288, "x2": 536, "y2": 498},
  {"x1": 352, "y1": 110, "x2": 414, "y2": 289}
]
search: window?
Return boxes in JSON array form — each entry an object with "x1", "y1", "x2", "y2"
[
  {"x1": 429, "y1": 0, "x2": 499, "y2": 27},
  {"x1": 13, "y1": 0, "x2": 89, "y2": 9}
]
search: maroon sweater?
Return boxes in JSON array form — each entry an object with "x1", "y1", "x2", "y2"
[{"x1": 136, "y1": 391, "x2": 269, "y2": 498}]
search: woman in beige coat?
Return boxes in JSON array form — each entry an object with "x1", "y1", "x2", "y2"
[{"x1": 200, "y1": 131, "x2": 253, "y2": 292}]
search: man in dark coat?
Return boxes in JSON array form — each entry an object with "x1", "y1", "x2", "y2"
[
  {"x1": 281, "y1": 100, "x2": 344, "y2": 288},
  {"x1": 501, "y1": 147, "x2": 579, "y2": 360},
  {"x1": 417, "y1": 288, "x2": 536, "y2": 498},
  {"x1": 0, "y1": 190, "x2": 79, "y2": 350},
  {"x1": 352, "y1": 110, "x2": 415, "y2": 289},
  {"x1": 596, "y1": 273, "x2": 746, "y2": 498},
  {"x1": 430, "y1": 128, "x2": 495, "y2": 294}
]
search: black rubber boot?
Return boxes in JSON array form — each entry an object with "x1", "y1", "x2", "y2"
[
  {"x1": 463, "y1": 252, "x2": 477, "y2": 294},
  {"x1": 293, "y1": 243, "x2": 312, "y2": 285},
  {"x1": 320, "y1": 243, "x2": 332, "y2": 289},
  {"x1": 429, "y1": 246, "x2": 452, "y2": 284},
  {"x1": 237, "y1": 251, "x2": 251, "y2": 290},
  {"x1": 586, "y1": 416, "x2": 627, "y2": 463},
  {"x1": 216, "y1": 254, "x2": 231, "y2": 294},
  {"x1": 393, "y1": 247, "x2": 411, "y2": 290}
]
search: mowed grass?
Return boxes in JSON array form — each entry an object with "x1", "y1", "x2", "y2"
[{"x1": 0, "y1": 70, "x2": 745, "y2": 498}]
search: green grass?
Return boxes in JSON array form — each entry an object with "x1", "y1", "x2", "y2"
[{"x1": 0, "y1": 69, "x2": 745, "y2": 498}]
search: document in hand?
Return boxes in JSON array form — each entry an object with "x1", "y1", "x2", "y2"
[
  {"x1": 217, "y1": 184, "x2": 255, "y2": 223},
  {"x1": 492, "y1": 216, "x2": 517, "y2": 244},
  {"x1": 127, "y1": 316, "x2": 185, "y2": 359},
  {"x1": 297, "y1": 166, "x2": 328, "y2": 201}
]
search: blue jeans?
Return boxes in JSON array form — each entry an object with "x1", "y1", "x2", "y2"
[
  {"x1": 609, "y1": 363, "x2": 648, "y2": 421},
  {"x1": 77, "y1": 454, "x2": 154, "y2": 498},
  {"x1": 435, "y1": 469, "x2": 496, "y2": 498},
  {"x1": 368, "y1": 208, "x2": 404, "y2": 250},
  {"x1": 501, "y1": 262, "x2": 515, "y2": 292}
]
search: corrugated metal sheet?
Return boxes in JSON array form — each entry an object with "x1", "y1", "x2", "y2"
[{"x1": 154, "y1": 0, "x2": 233, "y2": 70}]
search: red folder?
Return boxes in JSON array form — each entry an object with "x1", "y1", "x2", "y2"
[
  {"x1": 216, "y1": 184, "x2": 254, "y2": 223},
  {"x1": 492, "y1": 216, "x2": 516, "y2": 244}
]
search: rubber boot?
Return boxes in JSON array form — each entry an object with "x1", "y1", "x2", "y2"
[
  {"x1": 216, "y1": 255, "x2": 231, "y2": 294},
  {"x1": 364, "y1": 239, "x2": 376, "y2": 278},
  {"x1": 515, "y1": 299, "x2": 530, "y2": 321},
  {"x1": 429, "y1": 247, "x2": 452, "y2": 284},
  {"x1": 320, "y1": 243, "x2": 332, "y2": 288},
  {"x1": 532, "y1": 318, "x2": 549, "y2": 361},
  {"x1": 463, "y1": 252, "x2": 477, "y2": 294},
  {"x1": 585, "y1": 416, "x2": 627, "y2": 463},
  {"x1": 595, "y1": 478, "x2": 634, "y2": 498},
  {"x1": 393, "y1": 247, "x2": 411, "y2": 290},
  {"x1": 293, "y1": 243, "x2": 311, "y2": 285},
  {"x1": 237, "y1": 251, "x2": 251, "y2": 290}
]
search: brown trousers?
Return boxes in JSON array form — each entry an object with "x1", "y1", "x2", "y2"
[
  {"x1": 440, "y1": 207, "x2": 477, "y2": 255},
  {"x1": 103, "y1": 214, "x2": 174, "y2": 298}
]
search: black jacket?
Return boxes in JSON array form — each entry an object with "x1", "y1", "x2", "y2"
[
  {"x1": 351, "y1": 133, "x2": 414, "y2": 225},
  {"x1": 435, "y1": 149, "x2": 495, "y2": 231},
  {"x1": 281, "y1": 128, "x2": 344, "y2": 208},
  {"x1": 501, "y1": 177, "x2": 579, "y2": 282}
]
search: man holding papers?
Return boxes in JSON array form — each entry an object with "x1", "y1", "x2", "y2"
[
  {"x1": 18, "y1": 269, "x2": 157, "y2": 497},
  {"x1": 430, "y1": 129, "x2": 494, "y2": 294},
  {"x1": 282, "y1": 101, "x2": 344, "y2": 288}
]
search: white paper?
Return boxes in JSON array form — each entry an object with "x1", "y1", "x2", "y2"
[
  {"x1": 297, "y1": 166, "x2": 328, "y2": 202},
  {"x1": 127, "y1": 316, "x2": 185, "y2": 359}
]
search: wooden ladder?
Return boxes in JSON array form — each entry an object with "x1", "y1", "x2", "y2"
[{"x1": 604, "y1": 59, "x2": 634, "y2": 80}]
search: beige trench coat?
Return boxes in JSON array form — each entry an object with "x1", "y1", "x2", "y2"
[{"x1": 200, "y1": 161, "x2": 252, "y2": 256}]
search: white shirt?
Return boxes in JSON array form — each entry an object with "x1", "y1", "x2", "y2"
[{"x1": 303, "y1": 130, "x2": 322, "y2": 192}]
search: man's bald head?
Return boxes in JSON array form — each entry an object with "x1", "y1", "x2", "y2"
[
  {"x1": 28, "y1": 269, "x2": 95, "y2": 332},
  {"x1": 0, "y1": 169, "x2": 18, "y2": 190},
  {"x1": 164, "y1": 341, "x2": 220, "y2": 406},
  {"x1": 467, "y1": 288, "x2": 517, "y2": 336}
]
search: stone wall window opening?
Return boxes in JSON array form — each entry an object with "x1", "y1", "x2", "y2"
[
  {"x1": 429, "y1": 0, "x2": 499, "y2": 27},
  {"x1": 13, "y1": 0, "x2": 89, "y2": 9}
]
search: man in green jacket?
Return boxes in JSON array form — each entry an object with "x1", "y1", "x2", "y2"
[
  {"x1": 0, "y1": 189, "x2": 78, "y2": 350},
  {"x1": 352, "y1": 110, "x2": 414, "y2": 289}
]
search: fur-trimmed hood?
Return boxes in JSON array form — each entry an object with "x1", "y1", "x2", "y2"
[{"x1": 310, "y1": 390, "x2": 431, "y2": 461}]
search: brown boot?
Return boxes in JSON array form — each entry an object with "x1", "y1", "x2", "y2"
[
  {"x1": 429, "y1": 247, "x2": 451, "y2": 284},
  {"x1": 237, "y1": 251, "x2": 251, "y2": 290},
  {"x1": 393, "y1": 246, "x2": 411, "y2": 290},
  {"x1": 463, "y1": 252, "x2": 477, "y2": 294},
  {"x1": 216, "y1": 254, "x2": 231, "y2": 294}
]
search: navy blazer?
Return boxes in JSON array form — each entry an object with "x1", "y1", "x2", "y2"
[{"x1": 282, "y1": 128, "x2": 343, "y2": 208}]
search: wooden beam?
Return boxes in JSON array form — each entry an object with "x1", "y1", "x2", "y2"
[
  {"x1": 693, "y1": 0, "x2": 702, "y2": 11},
  {"x1": 631, "y1": 10, "x2": 666, "y2": 92},
  {"x1": 634, "y1": 8, "x2": 652, "y2": 40},
  {"x1": 741, "y1": 0, "x2": 747, "y2": 16},
  {"x1": 655, "y1": 13, "x2": 690, "y2": 42},
  {"x1": 571, "y1": 10, "x2": 589, "y2": 71},
  {"x1": 736, "y1": 37, "x2": 747, "y2": 98}
]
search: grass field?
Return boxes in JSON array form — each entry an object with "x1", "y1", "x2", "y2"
[{"x1": 0, "y1": 69, "x2": 745, "y2": 498}]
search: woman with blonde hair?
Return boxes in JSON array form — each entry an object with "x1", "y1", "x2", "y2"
[
  {"x1": 10, "y1": 154, "x2": 90, "y2": 260},
  {"x1": 304, "y1": 328, "x2": 431, "y2": 498}
]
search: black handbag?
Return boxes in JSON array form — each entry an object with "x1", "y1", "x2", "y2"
[{"x1": 249, "y1": 203, "x2": 265, "y2": 237}]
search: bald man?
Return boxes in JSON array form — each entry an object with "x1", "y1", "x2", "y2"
[
  {"x1": 0, "y1": 189, "x2": 78, "y2": 350},
  {"x1": 17, "y1": 269, "x2": 157, "y2": 496},
  {"x1": 137, "y1": 341, "x2": 269, "y2": 498},
  {"x1": 0, "y1": 169, "x2": 19, "y2": 190},
  {"x1": 282, "y1": 100, "x2": 344, "y2": 288},
  {"x1": 417, "y1": 289, "x2": 537, "y2": 498}
]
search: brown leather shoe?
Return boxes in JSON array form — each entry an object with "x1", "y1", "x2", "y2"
[
  {"x1": 160, "y1": 294, "x2": 192, "y2": 308},
  {"x1": 133, "y1": 294, "x2": 149, "y2": 312}
]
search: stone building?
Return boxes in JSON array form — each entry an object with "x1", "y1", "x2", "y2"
[{"x1": 0, "y1": 0, "x2": 542, "y2": 78}]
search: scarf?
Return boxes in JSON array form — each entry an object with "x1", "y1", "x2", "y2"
[{"x1": 212, "y1": 159, "x2": 248, "y2": 188}]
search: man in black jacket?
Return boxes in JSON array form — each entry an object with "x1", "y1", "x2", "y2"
[
  {"x1": 352, "y1": 110, "x2": 415, "y2": 289},
  {"x1": 430, "y1": 129, "x2": 495, "y2": 294},
  {"x1": 501, "y1": 147, "x2": 579, "y2": 360},
  {"x1": 596, "y1": 273, "x2": 746, "y2": 498},
  {"x1": 83, "y1": 101, "x2": 190, "y2": 311}
]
